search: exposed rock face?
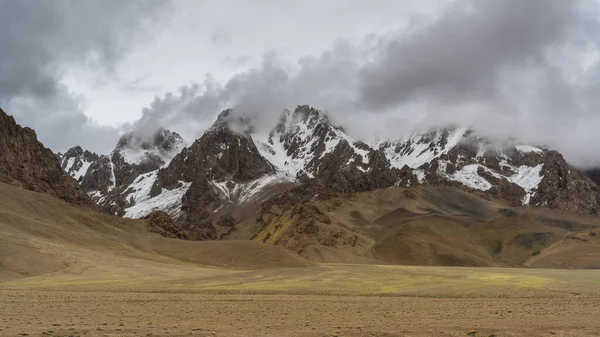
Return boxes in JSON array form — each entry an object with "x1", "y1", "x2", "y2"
[
  {"x1": 152, "y1": 110, "x2": 276, "y2": 227},
  {"x1": 255, "y1": 179, "x2": 342, "y2": 230},
  {"x1": 56, "y1": 128, "x2": 186, "y2": 216},
  {"x1": 157, "y1": 117, "x2": 274, "y2": 187},
  {"x1": 254, "y1": 202, "x2": 360, "y2": 256},
  {"x1": 312, "y1": 145, "x2": 407, "y2": 193},
  {"x1": 486, "y1": 178, "x2": 526, "y2": 206},
  {"x1": 56, "y1": 146, "x2": 99, "y2": 182},
  {"x1": 81, "y1": 155, "x2": 113, "y2": 194},
  {"x1": 532, "y1": 151, "x2": 600, "y2": 215},
  {"x1": 0, "y1": 107, "x2": 97, "y2": 209}
]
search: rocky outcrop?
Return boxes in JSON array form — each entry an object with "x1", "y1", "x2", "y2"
[
  {"x1": 486, "y1": 179, "x2": 526, "y2": 206},
  {"x1": 307, "y1": 141, "x2": 395, "y2": 192},
  {"x1": 254, "y1": 202, "x2": 360, "y2": 256},
  {"x1": 0, "y1": 107, "x2": 98, "y2": 209},
  {"x1": 532, "y1": 151, "x2": 600, "y2": 215},
  {"x1": 144, "y1": 210, "x2": 216, "y2": 240},
  {"x1": 144, "y1": 210, "x2": 187, "y2": 239}
]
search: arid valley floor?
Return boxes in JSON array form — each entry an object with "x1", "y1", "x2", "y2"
[{"x1": 2, "y1": 183, "x2": 600, "y2": 337}]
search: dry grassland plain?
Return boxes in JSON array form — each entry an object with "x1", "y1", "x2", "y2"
[{"x1": 1, "y1": 183, "x2": 600, "y2": 336}]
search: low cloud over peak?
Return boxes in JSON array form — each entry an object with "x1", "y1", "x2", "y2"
[{"x1": 3, "y1": 0, "x2": 600, "y2": 167}]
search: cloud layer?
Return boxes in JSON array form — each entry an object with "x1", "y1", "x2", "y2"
[
  {"x1": 0, "y1": 0, "x2": 168, "y2": 153},
  {"x1": 132, "y1": 0, "x2": 600, "y2": 167},
  {"x1": 3, "y1": 0, "x2": 600, "y2": 167}
]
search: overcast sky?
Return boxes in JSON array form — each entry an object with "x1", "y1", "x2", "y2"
[{"x1": 2, "y1": 0, "x2": 600, "y2": 167}]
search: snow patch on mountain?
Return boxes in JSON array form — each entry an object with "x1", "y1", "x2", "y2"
[
  {"x1": 375, "y1": 127, "x2": 469, "y2": 169},
  {"x1": 125, "y1": 171, "x2": 159, "y2": 204},
  {"x1": 509, "y1": 164, "x2": 544, "y2": 190},
  {"x1": 508, "y1": 164, "x2": 544, "y2": 205},
  {"x1": 212, "y1": 173, "x2": 292, "y2": 204},
  {"x1": 88, "y1": 190, "x2": 105, "y2": 203},
  {"x1": 109, "y1": 161, "x2": 116, "y2": 190},
  {"x1": 438, "y1": 159, "x2": 544, "y2": 204},
  {"x1": 450, "y1": 164, "x2": 493, "y2": 191},
  {"x1": 58, "y1": 147, "x2": 98, "y2": 182},
  {"x1": 254, "y1": 136, "x2": 303, "y2": 179},
  {"x1": 123, "y1": 175, "x2": 191, "y2": 219},
  {"x1": 515, "y1": 144, "x2": 543, "y2": 154},
  {"x1": 62, "y1": 157, "x2": 93, "y2": 181},
  {"x1": 73, "y1": 161, "x2": 92, "y2": 181},
  {"x1": 64, "y1": 157, "x2": 75, "y2": 172}
]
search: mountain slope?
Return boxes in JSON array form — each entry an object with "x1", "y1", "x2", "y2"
[
  {"x1": 129, "y1": 110, "x2": 286, "y2": 238},
  {"x1": 0, "y1": 180, "x2": 309, "y2": 281},
  {"x1": 251, "y1": 184, "x2": 600, "y2": 267},
  {"x1": 0, "y1": 107, "x2": 97, "y2": 209},
  {"x1": 3, "y1": 102, "x2": 599, "y2": 268},
  {"x1": 57, "y1": 105, "x2": 600, "y2": 244}
]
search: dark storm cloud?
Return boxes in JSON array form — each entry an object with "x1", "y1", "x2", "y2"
[
  {"x1": 358, "y1": 0, "x2": 580, "y2": 109},
  {"x1": 0, "y1": 0, "x2": 169, "y2": 153},
  {"x1": 352, "y1": 0, "x2": 600, "y2": 166}
]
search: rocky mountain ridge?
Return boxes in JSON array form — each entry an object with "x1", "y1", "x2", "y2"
[
  {"x1": 0, "y1": 107, "x2": 97, "y2": 209},
  {"x1": 57, "y1": 127, "x2": 186, "y2": 215},
  {"x1": 57, "y1": 105, "x2": 600, "y2": 234}
]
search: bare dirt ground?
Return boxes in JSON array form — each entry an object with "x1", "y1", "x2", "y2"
[
  {"x1": 2, "y1": 183, "x2": 600, "y2": 336},
  {"x1": 2, "y1": 263, "x2": 600, "y2": 337},
  {"x1": 1, "y1": 291, "x2": 600, "y2": 337}
]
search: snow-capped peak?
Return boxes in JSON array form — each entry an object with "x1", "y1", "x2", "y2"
[
  {"x1": 113, "y1": 128, "x2": 186, "y2": 166},
  {"x1": 208, "y1": 108, "x2": 255, "y2": 135},
  {"x1": 254, "y1": 105, "x2": 371, "y2": 179}
]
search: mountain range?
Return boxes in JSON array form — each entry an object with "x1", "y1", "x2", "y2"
[
  {"x1": 57, "y1": 105, "x2": 600, "y2": 222},
  {"x1": 3, "y1": 105, "x2": 600, "y2": 267}
]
